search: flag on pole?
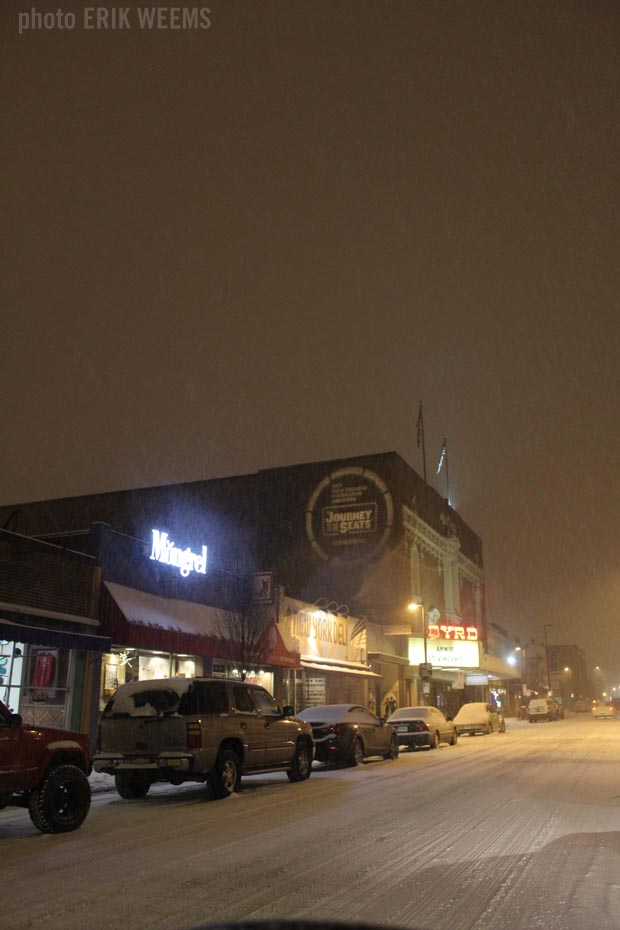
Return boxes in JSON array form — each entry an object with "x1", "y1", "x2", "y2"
[
  {"x1": 436, "y1": 436, "x2": 447, "y2": 474},
  {"x1": 416, "y1": 404, "x2": 423, "y2": 447}
]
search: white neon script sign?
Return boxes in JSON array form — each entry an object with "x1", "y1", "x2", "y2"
[{"x1": 149, "y1": 529, "x2": 207, "y2": 578}]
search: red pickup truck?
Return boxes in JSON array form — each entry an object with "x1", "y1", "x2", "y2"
[{"x1": 0, "y1": 697, "x2": 91, "y2": 833}]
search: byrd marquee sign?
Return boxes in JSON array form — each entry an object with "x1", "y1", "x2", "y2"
[
  {"x1": 409, "y1": 624, "x2": 481, "y2": 669},
  {"x1": 148, "y1": 529, "x2": 208, "y2": 578}
]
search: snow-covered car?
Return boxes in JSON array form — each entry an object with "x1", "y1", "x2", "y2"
[
  {"x1": 387, "y1": 705, "x2": 458, "y2": 750},
  {"x1": 592, "y1": 703, "x2": 616, "y2": 719},
  {"x1": 296, "y1": 704, "x2": 398, "y2": 766},
  {"x1": 453, "y1": 702, "x2": 506, "y2": 736},
  {"x1": 528, "y1": 698, "x2": 556, "y2": 722}
]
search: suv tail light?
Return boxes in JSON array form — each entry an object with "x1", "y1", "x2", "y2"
[{"x1": 186, "y1": 721, "x2": 202, "y2": 749}]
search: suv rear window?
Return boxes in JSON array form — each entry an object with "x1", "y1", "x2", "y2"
[{"x1": 103, "y1": 680, "x2": 191, "y2": 718}]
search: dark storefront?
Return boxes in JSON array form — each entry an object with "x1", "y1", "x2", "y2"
[{"x1": 0, "y1": 530, "x2": 110, "y2": 740}]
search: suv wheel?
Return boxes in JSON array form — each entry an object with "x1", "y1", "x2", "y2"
[
  {"x1": 115, "y1": 772, "x2": 152, "y2": 799},
  {"x1": 208, "y1": 750, "x2": 240, "y2": 800},
  {"x1": 287, "y1": 742, "x2": 312, "y2": 782},
  {"x1": 29, "y1": 764, "x2": 91, "y2": 834}
]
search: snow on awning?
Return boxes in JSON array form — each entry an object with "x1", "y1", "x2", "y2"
[
  {"x1": 101, "y1": 582, "x2": 223, "y2": 657},
  {"x1": 101, "y1": 583, "x2": 300, "y2": 668},
  {"x1": 300, "y1": 656, "x2": 381, "y2": 678}
]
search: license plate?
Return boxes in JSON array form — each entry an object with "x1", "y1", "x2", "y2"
[{"x1": 397, "y1": 726, "x2": 408, "y2": 733}]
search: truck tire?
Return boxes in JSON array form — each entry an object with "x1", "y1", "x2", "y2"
[
  {"x1": 207, "y1": 749, "x2": 240, "y2": 800},
  {"x1": 115, "y1": 772, "x2": 153, "y2": 799},
  {"x1": 29, "y1": 764, "x2": 91, "y2": 834},
  {"x1": 286, "y1": 741, "x2": 312, "y2": 782}
]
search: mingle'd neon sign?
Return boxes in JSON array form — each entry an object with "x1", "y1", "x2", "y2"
[{"x1": 149, "y1": 529, "x2": 207, "y2": 578}]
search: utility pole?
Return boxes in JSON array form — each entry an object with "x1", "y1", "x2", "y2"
[{"x1": 543, "y1": 624, "x2": 553, "y2": 694}]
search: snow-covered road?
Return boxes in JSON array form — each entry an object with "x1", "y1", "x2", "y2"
[{"x1": 2, "y1": 715, "x2": 620, "y2": 930}]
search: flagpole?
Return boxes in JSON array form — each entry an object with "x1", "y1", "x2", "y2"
[{"x1": 417, "y1": 402, "x2": 427, "y2": 483}]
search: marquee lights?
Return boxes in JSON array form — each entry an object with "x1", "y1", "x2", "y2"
[{"x1": 149, "y1": 529, "x2": 207, "y2": 578}]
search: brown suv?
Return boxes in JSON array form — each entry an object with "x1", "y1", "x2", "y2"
[{"x1": 93, "y1": 678, "x2": 314, "y2": 800}]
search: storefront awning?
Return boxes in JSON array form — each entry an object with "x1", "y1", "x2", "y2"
[
  {"x1": 260, "y1": 622, "x2": 300, "y2": 669},
  {"x1": 101, "y1": 583, "x2": 300, "y2": 668},
  {"x1": 300, "y1": 657, "x2": 381, "y2": 678},
  {"x1": 101, "y1": 582, "x2": 223, "y2": 657},
  {"x1": 0, "y1": 617, "x2": 111, "y2": 653}
]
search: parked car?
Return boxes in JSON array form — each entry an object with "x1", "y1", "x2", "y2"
[
  {"x1": 94, "y1": 678, "x2": 314, "y2": 800},
  {"x1": 550, "y1": 698, "x2": 565, "y2": 719},
  {"x1": 528, "y1": 697, "x2": 556, "y2": 722},
  {"x1": 386, "y1": 705, "x2": 458, "y2": 750},
  {"x1": 592, "y1": 703, "x2": 616, "y2": 719},
  {"x1": 0, "y1": 697, "x2": 91, "y2": 833},
  {"x1": 573, "y1": 699, "x2": 592, "y2": 713},
  {"x1": 296, "y1": 704, "x2": 398, "y2": 765},
  {"x1": 453, "y1": 702, "x2": 506, "y2": 736}
]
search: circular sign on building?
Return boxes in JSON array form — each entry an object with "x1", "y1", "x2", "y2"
[{"x1": 305, "y1": 467, "x2": 394, "y2": 562}]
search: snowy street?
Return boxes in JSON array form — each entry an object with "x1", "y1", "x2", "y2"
[{"x1": 3, "y1": 715, "x2": 620, "y2": 930}]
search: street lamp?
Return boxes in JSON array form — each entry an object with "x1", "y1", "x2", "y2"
[
  {"x1": 543, "y1": 623, "x2": 553, "y2": 694},
  {"x1": 407, "y1": 598, "x2": 430, "y2": 703},
  {"x1": 407, "y1": 598, "x2": 427, "y2": 663}
]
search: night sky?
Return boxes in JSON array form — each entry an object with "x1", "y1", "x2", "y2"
[{"x1": 2, "y1": 3, "x2": 619, "y2": 681}]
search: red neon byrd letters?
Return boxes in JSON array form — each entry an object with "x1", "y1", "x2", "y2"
[{"x1": 427, "y1": 624, "x2": 478, "y2": 642}]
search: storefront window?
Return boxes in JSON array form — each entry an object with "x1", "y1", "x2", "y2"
[
  {"x1": 19, "y1": 645, "x2": 72, "y2": 727},
  {"x1": 100, "y1": 648, "x2": 204, "y2": 709},
  {"x1": 0, "y1": 640, "x2": 24, "y2": 713}
]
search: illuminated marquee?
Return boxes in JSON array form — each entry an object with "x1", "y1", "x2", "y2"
[
  {"x1": 149, "y1": 529, "x2": 207, "y2": 578},
  {"x1": 409, "y1": 636, "x2": 480, "y2": 669},
  {"x1": 427, "y1": 624, "x2": 478, "y2": 642}
]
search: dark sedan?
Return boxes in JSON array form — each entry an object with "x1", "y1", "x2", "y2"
[
  {"x1": 387, "y1": 705, "x2": 458, "y2": 750},
  {"x1": 296, "y1": 704, "x2": 399, "y2": 766}
]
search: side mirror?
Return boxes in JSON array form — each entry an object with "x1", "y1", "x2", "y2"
[
  {"x1": 282, "y1": 705, "x2": 295, "y2": 717},
  {"x1": 10, "y1": 713, "x2": 22, "y2": 727}
]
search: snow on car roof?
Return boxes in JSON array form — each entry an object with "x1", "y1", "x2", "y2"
[
  {"x1": 387, "y1": 707, "x2": 429, "y2": 720},
  {"x1": 105, "y1": 678, "x2": 192, "y2": 717},
  {"x1": 296, "y1": 704, "x2": 372, "y2": 723},
  {"x1": 453, "y1": 702, "x2": 489, "y2": 721}
]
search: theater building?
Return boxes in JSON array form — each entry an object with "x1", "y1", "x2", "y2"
[{"x1": 0, "y1": 451, "x2": 500, "y2": 717}]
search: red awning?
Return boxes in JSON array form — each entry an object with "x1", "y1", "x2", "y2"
[
  {"x1": 100, "y1": 582, "x2": 223, "y2": 657},
  {"x1": 259, "y1": 621, "x2": 301, "y2": 669},
  {"x1": 100, "y1": 583, "x2": 300, "y2": 668}
]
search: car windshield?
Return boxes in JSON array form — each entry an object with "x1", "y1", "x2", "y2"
[{"x1": 388, "y1": 707, "x2": 428, "y2": 720}]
